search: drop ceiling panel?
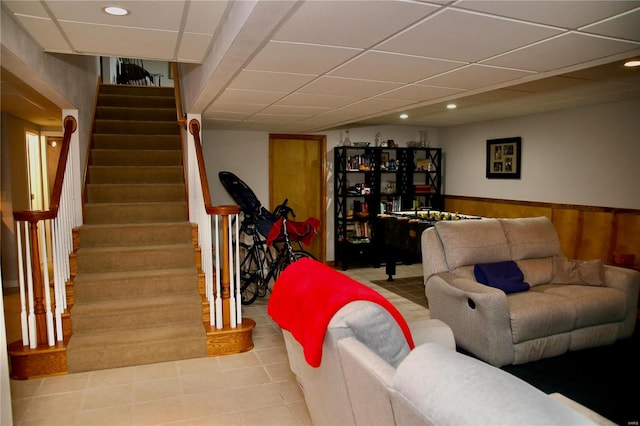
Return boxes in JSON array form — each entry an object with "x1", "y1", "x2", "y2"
[
  {"x1": 207, "y1": 102, "x2": 267, "y2": 115},
  {"x1": 581, "y1": 9, "x2": 640, "y2": 41},
  {"x1": 2, "y1": 1, "x2": 49, "y2": 17},
  {"x1": 215, "y1": 89, "x2": 287, "y2": 105},
  {"x1": 229, "y1": 71, "x2": 316, "y2": 92},
  {"x1": 47, "y1": 1, "x2": 186, "y2": 30},
  {"x1": 375, "y1": 85, "x2": 465, "y2": 102},
  {"x1": 177, "y1": 32, "x2": 214, "y2": 63},
  {"x1": 11, "y1": 15, "x2": 71, "y2": 52},
  {"x1": 330, "y1": 51, "x2": 463, "y2": 83},
  {"x1": 483, "y1": 32, "x2": 640, "y2": 71},
  {"x1": 260, "y1": 104, "x2": 330, "y2": 116},
  {"x1": 61, "y1": 22, "x2": 178, "y2": 59},
  {"x1": 298, "y1": 77, "x2": 403, "y2": 97},
  {"x1": 377, "y1": 9, "x2": 563, "y2": 63},
  {"x1": 455, "y1": 0, "x2": 638, "y2": 28},
  {"x1": 419, "y1": 64, "x2": 536, "y2": 90},
  {"x1": 246, "y1": 41, "x2": 362, "y2": 75},
  {"x1": 276, "y1": 93, "x2": 359, "y2": 108},
  {"x1": 272, "y1": 0, "x2": 439, "y2": 48},
  {"x1": 184, "y1": 1, "x2": 228, "y2": 35}
]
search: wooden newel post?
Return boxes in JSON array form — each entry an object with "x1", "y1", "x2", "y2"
[{"x1": 28, "y1": 220, "x2": 47, "y2": 346}]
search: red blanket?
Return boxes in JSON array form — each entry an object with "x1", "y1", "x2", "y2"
[
  {"x1": 267, "y1": 217, "x2": 321, "y2": 247},
  {"x1": 267, "y1": 258, "x2": 415, "y2": 367}
]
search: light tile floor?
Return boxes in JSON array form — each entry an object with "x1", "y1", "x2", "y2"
[{"x1": 8, "y1": 264, "x2": 427, "y2": 426}]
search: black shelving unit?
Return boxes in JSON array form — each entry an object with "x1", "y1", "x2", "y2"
[{"x1": 334, "y1": 146, "x2": 443, "y2": 270}]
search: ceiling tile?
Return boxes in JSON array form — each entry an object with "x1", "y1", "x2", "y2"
[
  {"x1": 245, "y1": 41, "x2": 361, "y2": 75},
  {"x1": 60, "y1": 22, "x2": 178, "y2": 59},
  {"x1": 276, "y1": 93, "x2": 358, "y2": 108},
  {"x1": 418, "y1": 64, "x2": 537, "y2": 90},
  {"x1": 455, "y1": 0, "x2": 638, "y2": 28},
  {"x1": 260, "y1": 104, "x2": 330, "y2": 116},
  {"x1": 375, "y1": 85, "x2": 465, "y2": 102},
  {"x1": 184, "y1": 1, "x2": 228, "y2": 35},
  {"x1": 11, "y1": 15, "x2": 71, "y2": 52},
  {"x1": 377, "y1": 9, "x2": 563, "y2": 63},
  {"x1": 177, "y1": 32, "x2": 214, "y2": 63},
  {"x1": 298, "y1": 76, "x2": 403, "y2": 98},
  {"x1": 330, "y1": 51, "x2": 463, "y2": 83},
  {"x1": 228, "y1": 70, "x2": 316, "y2": 92},
  {"x1": 215, "y1": 88, "x2": 286, "y2": 105},
  {"x1": 483, "y1": 32, "x2": 640, "y2": 72},
  {"x1": 3, "y1": 1, "x2": 49, "y2": 17},
  {"x1": 207, "y1": 102, "x2": 267, "y2": 114},
  {"x1": 581, "y1": 9, "x2": 640, "y2": 42},
  {"x1": 47, "y1": 0, "x2": 185, "y2": 30},
  {"x1": 272, "y1": 0, "x2": 439, "y2": 48}
]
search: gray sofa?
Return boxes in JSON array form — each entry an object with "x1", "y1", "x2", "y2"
[
  {"x1": 282, "y1": 300, "x2": 614, "y2": 425},
  {"x1": 421, "y1": 216, "x2": 639, "y2": 367}
]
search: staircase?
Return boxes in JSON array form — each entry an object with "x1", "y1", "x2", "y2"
[{"x1": 66, "y1": 84, "x2": 207, "y2": 372}]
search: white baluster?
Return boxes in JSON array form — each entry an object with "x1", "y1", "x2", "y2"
[
  {"x1": 214, "y1": 215, "x2": 223, "y2": 329},
  {"x1": 228, "y1": 218, "x2": 236, "y2": 328},
  {"x1": 39, "y1": 221, "x2": 55, "y2": 346},
  {"x1": 235, "y1": 213, "x2": 242, "y2": 324},
  {"x1": 52, "y1": 218, "x2": 64, "y2": 341},
  {"x1": 16, "y1": 222, "x2": 29, "y2": 346},
  {"x1": 23, "y1": 223, "x2": 37, "y2": 349}
]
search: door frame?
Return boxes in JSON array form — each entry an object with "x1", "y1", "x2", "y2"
[{"x1": 269, "y1": 133, "x2": 327, "y2": 263}]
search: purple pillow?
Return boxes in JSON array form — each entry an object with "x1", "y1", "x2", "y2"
[{"x1": 474, "y1": 261, "x2": 530, "y2": 294}]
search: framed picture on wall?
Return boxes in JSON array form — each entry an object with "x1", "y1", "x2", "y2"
[{"x1": 486, "y1": 137, "x2": 521, "y2": 179}]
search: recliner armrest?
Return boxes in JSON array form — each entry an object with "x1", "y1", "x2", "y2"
[{"x1": 407, "y1": 318, "x2": 455, "y2": 350}]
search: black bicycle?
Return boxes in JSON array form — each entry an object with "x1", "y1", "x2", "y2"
[
  {"x1": 237, "y1": 199, "x2": 318, "y2": 304},
  {"x1": 219, "y1": 171, "x2": 320, "y2": 305}
]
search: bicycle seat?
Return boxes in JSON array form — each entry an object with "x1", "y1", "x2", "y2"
[{"x1": 267, "y1": 217, "x2": 321, "y2": 247}]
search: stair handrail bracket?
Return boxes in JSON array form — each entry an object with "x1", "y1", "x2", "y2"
[
  {"x1": 12, "y1": 115, "x2": 78, "y2": 349},
  {"x1": 187, "y1": 117, "x2": 246, "y2": 331}
]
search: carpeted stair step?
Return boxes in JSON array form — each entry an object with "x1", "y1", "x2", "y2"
[
  {"x1": 66, "y1": 323, "x2": 207, "y2": 373},
  {"x1": 99, "y1": 84, "x2": 174, "y2": 97},
  {"x1": 88, "y1": 165, "x2": 184, "y2": 184},
  {"x1": 86, "y1": 183, "x2": 186, "y2": 203},
  {"x1": 78, "y1": 222, "x2": 192, "y2": 247},
  {"x1": 90, "y1": 149, "x2": 182, "y2": 166},
  {"x1": 98, "y1": 93, "x2": 176, "y2": 109},
  {"x1": 95, "y1": 106, "x2": 176, "y2": 121},
  {"x1": 94, "y1": 119, "x2": 179, "y2": 135},
  {"x1": 70, "y1": 293, "x2": 203, "y2": 333},
  {"x1": 76, "y1": 243, "x2": 195, "y2": 273},
  {"x1": 92, "y1": 134, "x2": 181, "y2": 150},
  {"x1": 73, "y1": 268, "x2": 199, "y2": 303},
  {"x1": 84, "y1": 202, "x2": 187, "y2": 224}
]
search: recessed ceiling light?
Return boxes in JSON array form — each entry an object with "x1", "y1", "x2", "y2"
[
  {"x1": 447, "y1": 104, "x2": 457, "y2": 109},
  {"x1": 624, "y1": 60, "x2": 640, "y2": 67},
  {"x1": 399, "y1": 113, "x2": 408, "y2": 119},
  {"x1": 103, "y1": 6, "x2": 129, "y2": 16}
]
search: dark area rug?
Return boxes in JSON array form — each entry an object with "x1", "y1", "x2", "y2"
[
  {"x1": 370, "y1": 276, "x2": 428, "y2": 308},
  {"x1": 501, "y1": 326, "x2": 639, "y2": 425}
]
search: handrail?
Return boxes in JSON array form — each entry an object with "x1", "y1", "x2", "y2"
[
  {"x1": 189, "y1": 119, "x2": 214, "y2": 212},
  {"x1": 13, "y1": 116, "x2": 77, "y2": 222},
  {"x1": 12, "y1": 115, "x2": 78, "y2": 348},
  {"x1": 186, "y1": 117, "x2": 243, "y2": 330}
]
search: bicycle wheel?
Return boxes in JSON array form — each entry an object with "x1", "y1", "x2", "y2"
[{"x1": 238, "y1": 242, "x2": 263, "y2": 305}]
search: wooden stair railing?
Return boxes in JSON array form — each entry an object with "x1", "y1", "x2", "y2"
[
  {"x1": 186, "y1": 118, "x2": 255, "y2": 355},
  {"x1": 9, "y1": 116, "x2": 79, "y2": 379}
]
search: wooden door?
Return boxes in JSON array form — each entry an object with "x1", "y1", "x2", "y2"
[{"x1": 269, "y1": 134, "x2": 326, "y2": 262}]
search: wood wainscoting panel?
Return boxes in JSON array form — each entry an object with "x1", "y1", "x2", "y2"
[
  {"x1": 614, "y1": 212, "x2": 640, "y2": 263},
  {"x1": 577, "y1": 210, "x2": 614, "y2": 261},
  {"x1": 551, "y1": 208, "x2": 582, "y2": 259},
  {"x1": 445, "y1": 196, "x2": 639, "y2": 264}
]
